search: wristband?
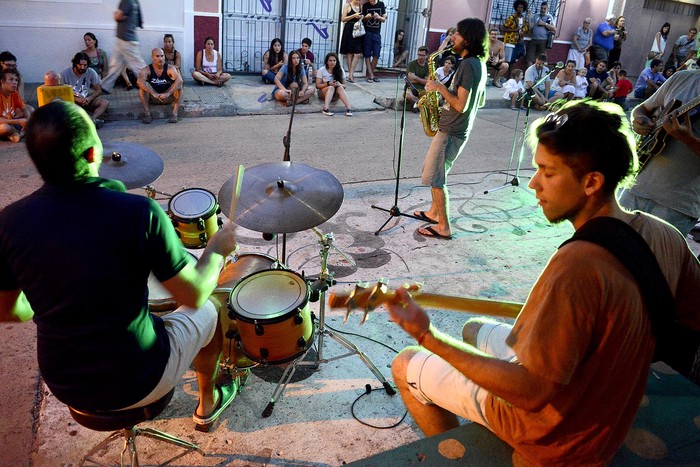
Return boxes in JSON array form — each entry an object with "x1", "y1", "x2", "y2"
[{"x1": 417, "y1": 326, "x2": 432, "y2": 346}]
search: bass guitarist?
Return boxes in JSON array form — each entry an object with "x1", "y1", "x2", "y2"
[{"x1": 619, "y1": 69, "x2": 700, "y2": 236}]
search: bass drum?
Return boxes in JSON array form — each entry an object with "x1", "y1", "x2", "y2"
[{"x1": 228, "y1": 269, "x2": 313, "y2": 365}]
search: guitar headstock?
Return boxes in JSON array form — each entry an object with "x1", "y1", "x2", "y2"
[{"x1": 328, "y1": 280, "x2": 394, "y2": 324}]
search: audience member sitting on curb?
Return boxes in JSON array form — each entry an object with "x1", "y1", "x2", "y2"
[
  {"x1": 634, "y1": 58, "x2": 665, "y2": 99},
  {"x1": 0, "y1": 51, "x2": 35, "y2": 114},
  {"x1": 81, "y1": 33, "x2": 109, "y2": 79},
  {"x1": 667, "y1": 27, "x2": 697, "y2": 69},
  {"x1": 611, "y1": 69, "x2": 633, "y2": 109},
  {"x1": 679, "y1": 55, "x2": 700, "y2": 71},
  {"x1": 393, "y1": 29, "x2": 409, "y2": 68},
  {"x1": 650, "y1": 22, "x2": 670, "y2": 60},
  {"x1": 487, "y1": 28, "x2": 508, "y2": 88},
  {"x1": 61, "y1": 52, "x2": 109, "y2": 128},
  {"x1": 163, "y1": 34, "x2": 182, "y2": 75},
  {"x1": 436, "y1": 56, "x2": 456, "y2": 86},
  {"x1": 405, "y1": 46, "x2": 430, "y2": 107},
  {"x1": 262, "y1": 38, "x2": 287, "y2": 84},
  {"x1": 523, "y1": 53, "x2": 551, "y2": 110},
  {"x1": 607, "y1": 61, "x2": 621, "y2": 87},
  {"x1": 503, "y1": 69, "x2": 525, "y2": 110},
  {"x1": 437, "y1": 27, "x2": 458, "y2": 65},
  {"x1": 0, "y1": 69, "x2": 29, "y2": 143},
  {"x1": 573, "y1": 67, "x2": 589, "y2": 99},
  {"x1": 298, "y1": 38, "x2": 315, "y2": 80},
  {"x1": 273, "y1": 50, "x2": 314, "y2": 107},
  {"x1": 586, "y1": 60, "x2": 613, "y2": 99},
  {"x1": 192, "y1": 37, "x2": 231, "y2": 87},
  {"x1": 316, "y1": 52, "x2": 353, "y2": 117},
  {"x1": 548, "y1": 59, "x2": 577, "y2": 102},
  {"x1": 664, "y1": 65, "x2": 676, "y2": 80},
  {"x1": 137, "y1": 48, "x2": 183, "y2": 124}
]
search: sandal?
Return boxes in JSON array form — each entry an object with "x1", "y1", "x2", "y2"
[{"x1": 193, "y1": 382, "x2": 237, "y2": 430}]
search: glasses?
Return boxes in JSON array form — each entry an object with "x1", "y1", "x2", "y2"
[
  {"x1": 417, "y1": 53, "x2": 427, "y2": 57},
  {"x1": 541, "y1": 112, "x2": 569, "y2": 132}
]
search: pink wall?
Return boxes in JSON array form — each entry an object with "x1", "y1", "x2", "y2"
[
  {"x1": 194, "y1": 16, "x2": 220, "y2": 61},
  {"x1": 194, "y1": 0, "x2": 219, "y2": 14}
]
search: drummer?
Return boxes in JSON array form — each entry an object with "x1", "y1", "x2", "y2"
[{"x1": 0, "y1": 101, "x2": 238, "y2": 431}]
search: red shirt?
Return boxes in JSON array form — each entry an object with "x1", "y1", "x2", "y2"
[{"x1": 615, "y1": 78, "x2": 633, "y2": 98}]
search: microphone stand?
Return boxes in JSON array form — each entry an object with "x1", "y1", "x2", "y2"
[
  {"x1": 278, "y1": 84, "x2": 299, "y2": 264},
  {"x1": 371, "y1": 75, "x2": 426, "y2": 235},
  {"x1": 483, "y1": 63, "x2": 561, "y2": 195}
]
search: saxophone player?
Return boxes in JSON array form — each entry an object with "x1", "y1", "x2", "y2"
[
  {"x1": 414, "y1": 18, "x2": 488, "y2": 240},
  {"x1": 405, "y1": 46, "x2": 430, "y2": 108}
]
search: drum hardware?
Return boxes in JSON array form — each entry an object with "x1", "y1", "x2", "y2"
[
  {"x1": 142, "y1": 185, "x2": 173, "y2": 200},
  {"x1": 261, "y1": 228, "x2": 395, "y2": 418},
  {"x1": 99, "y1": 141, "x2": 164, "y2": 189}
]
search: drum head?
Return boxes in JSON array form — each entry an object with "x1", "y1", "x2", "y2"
[
  {"x1": 230, "y1": 270, "x2": 309, "y2": 322},
  {"x1": 169, "y1": 188, "x2": 217, "y2": 220}
]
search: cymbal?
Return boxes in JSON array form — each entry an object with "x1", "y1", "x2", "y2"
[
  {"x1": 99, "y1": 141, "x2": 164, "y2": 189},
  {"x1": 219, "y1": 162, "x2": 343, "y2": 233}
]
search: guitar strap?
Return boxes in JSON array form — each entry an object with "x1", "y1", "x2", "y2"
[{"x1": 560, "y1": 216, "x2": 700, "y2": 382}]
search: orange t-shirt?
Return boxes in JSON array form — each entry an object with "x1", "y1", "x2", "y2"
[{"x1": 0, "y1": 91, "x2": 25, "y2": 120}]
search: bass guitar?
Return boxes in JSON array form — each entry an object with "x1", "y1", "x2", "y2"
[
  {"x1": 636, "y1": 95, "x2": 700, "y2": 169},
  {"x1": 328, "y1": 281, "x2": 523, "y2": 323}
]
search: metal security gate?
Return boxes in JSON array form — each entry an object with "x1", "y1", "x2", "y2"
[
  {"x1": 381, "y1": 0, "x2": 432, "y2": 69},
  {"x1": 399, "y1": 0, "x2": 431, "y2": 65},
  {"x1": 222, "y1": 0, "x2": 343, "y2": 74}
]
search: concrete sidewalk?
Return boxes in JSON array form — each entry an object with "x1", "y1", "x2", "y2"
[{"x1": 24, "y1": 72, "x2": 644, "y2": 123}]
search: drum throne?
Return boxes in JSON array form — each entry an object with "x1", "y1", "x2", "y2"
[{"x1": 67, "y1": 388, "x2": 204, "y2": 466}]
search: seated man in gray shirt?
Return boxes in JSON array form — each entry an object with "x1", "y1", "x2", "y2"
[{"x1": 61, "y1": 52, "x2": 109, "y2": 128}]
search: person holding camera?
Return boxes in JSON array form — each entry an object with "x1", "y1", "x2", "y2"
[{"x1": 525, "y1": 2, "x2": 556, "y2": 67}]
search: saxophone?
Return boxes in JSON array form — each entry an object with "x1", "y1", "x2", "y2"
[{"x1": 417, "y1": 47, "x2": 450, "y2": 137}]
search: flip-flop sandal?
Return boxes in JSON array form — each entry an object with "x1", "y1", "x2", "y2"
[
  {"x1": 413, "y1": 211, "x2": 438, "y2": 224},
  {"x1": 417, "y1": 226, "x2": 453, "y2": 240},
  {"x1": 193, "y1": 382, "x2": 237, "y2": 429}
]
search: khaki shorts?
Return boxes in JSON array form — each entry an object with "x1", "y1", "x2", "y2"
[
  {"x1": 149, "y1": 94, "x2": 176, "y2": 105},
  {"x1": 119, "y1": 301, "x2": 218, "y2": 410},
  {"x1": 405, "y1": 321, "x2": 516, "y2": 428}
]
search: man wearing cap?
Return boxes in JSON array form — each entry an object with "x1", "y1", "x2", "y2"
[{"x1": 589, "y1": 14, "x2": 619, "y2": 62}]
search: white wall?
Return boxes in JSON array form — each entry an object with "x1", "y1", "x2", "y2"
[{"x1": 0, "y1": 1, "x2": 188, "y2": 82}]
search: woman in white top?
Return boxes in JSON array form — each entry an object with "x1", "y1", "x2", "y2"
[
  {"x1": 315, "y1": 52, "x2": 353, "y2": 116},
  {"x1": 548, "y1": 60, "x2": 577, "y2": 102},
  {"x1": 650, "y1": 23, "x2": 671, "y2": 60},
  {"x1": 192, "y1": 37, "x2": 231, "y2": 86},
  {"x1": 435, "y1": 56, "x2": 456, "y2": 85}
]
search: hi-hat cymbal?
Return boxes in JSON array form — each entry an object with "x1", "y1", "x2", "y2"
[
  {"x1": 219, "y1": 162, "x2": 343, "y2": 233},
  {"x1": 99, "y1": 141, "x2": 164, "y2": 189}
]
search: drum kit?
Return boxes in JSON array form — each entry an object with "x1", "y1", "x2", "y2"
[{"x1": 100, "y1": 142, "x2": 394, "y2": 418}]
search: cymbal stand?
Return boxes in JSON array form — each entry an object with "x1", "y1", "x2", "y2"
[
  {"x1": 262, "y1": 229, "x2": 396, "y2": 417},
  {"x1": 371, "y1": 79, "x2": 426, "y2": 235},
  {"x1": 142, "y1": 185, "x2": 173, "y2": 200},
  {"x1": 483, "y1": 67, "x2": 556, "y2": 195}
]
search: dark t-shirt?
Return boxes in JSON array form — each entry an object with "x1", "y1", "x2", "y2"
[
  {"x1": 117, "y1": 0, "x2": 142, "y2": 42},
  {"x1": 438, "y1": 55, "x2": 485, "y2": 138},
  {"x1": 147, "y1": 63, "x2": 175, "y2": 93},
  {"x1": 0, "y1": 178, "x2": 191, "y2": 410},
  {"x1": 362, "y1": 1, "x2": 386, "y2": 35},
  {"x1": 406, "y1": 59, "x2": 429, "y2": 92}
]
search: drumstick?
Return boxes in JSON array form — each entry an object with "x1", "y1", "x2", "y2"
[{"x1": 228, "y1": 165, "x2": 245, "y2": 222}]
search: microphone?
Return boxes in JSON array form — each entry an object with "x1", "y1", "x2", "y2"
[
  {"x1": 555, "y1": 61, "x2": 564, "y2": 68},
  {"x1": 402, "y1": 73, "x2": 420, "y2": 96},
  {"x1": 290, "y1": 82, "x2": 299, "y2": 103}
]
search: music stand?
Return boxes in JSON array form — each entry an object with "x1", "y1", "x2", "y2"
[{"x1": 371, "y1": 77, "x2": 426, "y2": 235}]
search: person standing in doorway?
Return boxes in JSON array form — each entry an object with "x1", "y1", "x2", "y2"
[{"x1": 362, "y1": 0, "x2": 387, "y2": 83}]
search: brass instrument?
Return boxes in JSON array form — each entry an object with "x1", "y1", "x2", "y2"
[{"x1": 417, "y1": 47, "x2": 450, "y2": 137}]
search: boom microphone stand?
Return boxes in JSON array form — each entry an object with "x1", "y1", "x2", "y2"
[
  {"x1": 483, "y1": 62, "x2": 563, "y2": 195},
  {"x1": 371, "y1": 75, "x2": 427, "y2": 235}
]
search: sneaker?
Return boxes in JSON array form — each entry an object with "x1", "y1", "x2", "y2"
[
  {"x1": 142, "y1": 113, "x2": 153, "y2": 124},
  {"x1": 93, "y1": 118, "x2": 105, "y2": 129},
  {"x1": 345, "y1": 109, "x2": 353, "y2": 116},
  {"x1": 322, "y1": 108, "x2": 334, "y2": 116}
]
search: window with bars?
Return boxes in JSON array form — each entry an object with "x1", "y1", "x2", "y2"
[{"x1": 643, "y1": 0, "x2": 700, "y2": 17}]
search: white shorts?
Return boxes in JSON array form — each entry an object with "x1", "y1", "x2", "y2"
[
  {"x1": 405, "y1": 321, "x2": 516, "y2": 429},
  {"x1": 119, "y1": 301, "x2": 218, "y2": 410}
]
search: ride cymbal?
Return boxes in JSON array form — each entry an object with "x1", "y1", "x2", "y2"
[
  {"x1": 99, "y1": 141, "x2": 164, "y2": 189},
  {"x1": 219, "y1": 162, "x2": 343, "y2": 233}
]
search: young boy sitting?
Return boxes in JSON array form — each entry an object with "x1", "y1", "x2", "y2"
[
  {"x1": 611, "y1": 69, "x2": 633, "y2": 110},
  {"x1": 502, "y1": 69, "x2": 525, "y2": 110}
]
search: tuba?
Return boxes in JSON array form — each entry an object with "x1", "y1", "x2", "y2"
[{"x1": 417, "y1": 47, "x2": 450, "y2": 137}]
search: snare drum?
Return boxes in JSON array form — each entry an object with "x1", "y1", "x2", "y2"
[
  {"x1": 168, "y1": 188, "x2": 222, "y2": 249},
  {"x1": 228, "y1": 269, "x2": 313, "y2": 364}
]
